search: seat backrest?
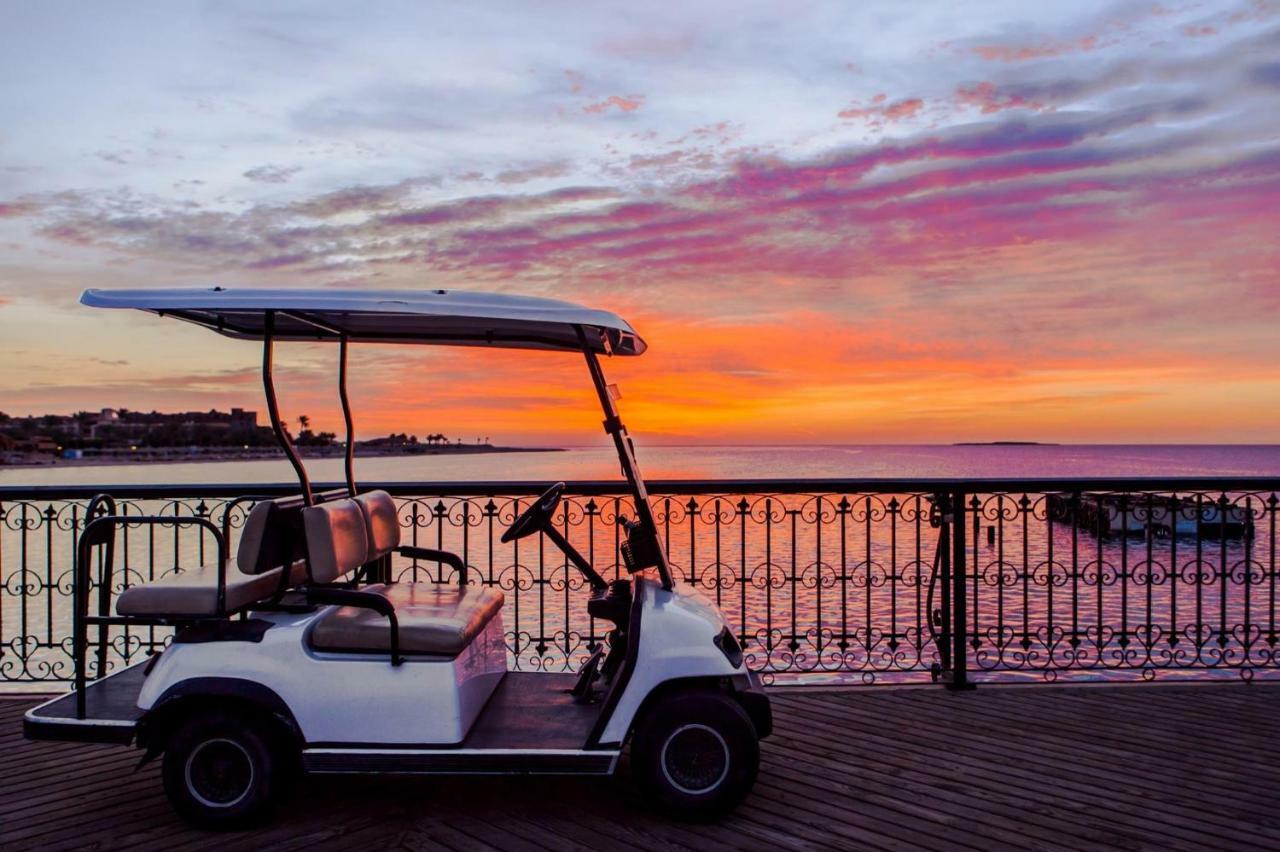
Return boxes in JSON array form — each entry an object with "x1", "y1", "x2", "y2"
[
  {"x1": 236, "y1": 497, "x2": 308, "y2": 575},
  {"x1": 302, "y1": 498, "x2": 369, "y2": 584},
  {"x1": 354, "y1": 490, "x2": 401, "y2": 561}
]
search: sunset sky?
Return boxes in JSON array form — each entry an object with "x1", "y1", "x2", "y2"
[{"x1": 2, "y1": 1, "x2": 1278, "y2": 445}]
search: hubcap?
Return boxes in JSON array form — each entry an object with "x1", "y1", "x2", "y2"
[
  {"x1": 660, "y1": 723, "x2": 730, "y2": 795},
  {"x1": 185, "y1": 737, "x2": 254, "y2": 808}
]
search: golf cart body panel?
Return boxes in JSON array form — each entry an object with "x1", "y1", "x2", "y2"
[
  {"x1": 137, "y1": 608, "x2": 508, "y2": 745},
  {"x1": 596, "y1": 578, "x2": 746, "y2": 745},
  {"x1": 26, "y1": 286, "x2": 768, "y2": 823}
]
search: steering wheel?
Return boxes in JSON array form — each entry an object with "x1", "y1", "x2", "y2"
[{"x1": 501, "y1": 482, "x2": 565, "y2": 543}]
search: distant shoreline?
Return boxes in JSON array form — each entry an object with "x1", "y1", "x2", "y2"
[
  {"x1": 952, "y1": 441, "x2": 1060, "y2": 446},
  {"x1": 0, "y1": 445, "x2": 564, "y2": 469}
]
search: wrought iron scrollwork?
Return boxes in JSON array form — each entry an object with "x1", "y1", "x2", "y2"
[{"x1": 1, "y1": 480, "x2": 1278, "y2": 685}]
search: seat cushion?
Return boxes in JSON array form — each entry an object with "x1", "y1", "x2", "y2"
[
  {"x1": 236, "y1": 499, "x2": 277, "y2": 572},
  {"x1": 115, "y1": 560, "x2": 307, "y2": 617},
  {"x1": 303, "y1": 498, "x2": 369, "y2": 583},
  {"x1": 354, "y1": 490, "x2": 401, "y2": 560},
  {"x1": 310, "y1": 583, "x2": 505, "y2": 656},
  {"x1": 236, "y1": 496, "x2": 307, "y2": 575}
]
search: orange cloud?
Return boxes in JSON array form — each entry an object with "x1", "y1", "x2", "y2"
[{"x1": 583, "y1": 95, "x2": 645, "y2": 114}]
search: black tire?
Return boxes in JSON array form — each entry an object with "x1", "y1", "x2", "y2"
[
  {"x1": 631, "y1": 690, "x2": 760, "y2": 820},
  {"x1": 161, "y1": 707, "x2": 289, "y2": 830}
]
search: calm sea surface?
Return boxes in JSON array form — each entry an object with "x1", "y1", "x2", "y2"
[
  {"x1": 5, "y1": 443, "x2": 1280, "y2": 689},
  {"x1": 3, "y1": 444, "x2": 1280, "y2": 487}
]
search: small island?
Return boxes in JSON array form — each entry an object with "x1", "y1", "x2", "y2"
[{"x1": 952, "y1": 441, "x2": 1059, "y2": 446}]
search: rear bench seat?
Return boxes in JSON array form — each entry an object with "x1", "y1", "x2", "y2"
[
  {"x1": 306, "y1": 491, "x2": 504, "y2": 657},
  {"x1": 115, "y1": 497, "x2": 308, "y2": 617}
]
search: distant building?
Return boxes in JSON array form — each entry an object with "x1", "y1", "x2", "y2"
[
  {"x1": 89, "y1": 407, "x2": 259, "y2": 439},
  {"x1": 0, "y1": 407, "x2": 266, "y2": 452},
  {"x1": 24, "y1": 436, "x2": 59, "y2": 453}
]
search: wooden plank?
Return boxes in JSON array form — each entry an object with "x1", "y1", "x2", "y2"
[
  {"x1": 773, "y1": 692, "x2": 1279, "y2": 848},
  {"x1": 815, "y1": 686, "x2": 1280, "y2": 798},
  {"x1": 760, "y1": 726, "x2": 1145, "y2": 850},
  {"x1": 772, "y1": 697, "x2": 1268, "y2": 844},
  {"x1": 857, "y1": 689, "x2": 1280, "y2": 787},
  {"x1": 766, "y1": 713, "x2": 1198, "y2": 851}
]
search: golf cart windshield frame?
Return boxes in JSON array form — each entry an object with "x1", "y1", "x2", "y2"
[{"x1": 262, "y1": 311, "x2": 673, "y2": 590}]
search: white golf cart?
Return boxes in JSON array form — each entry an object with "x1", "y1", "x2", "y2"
[{"x1": 23, "y1": 288, "x2": 771, "y2": 828}]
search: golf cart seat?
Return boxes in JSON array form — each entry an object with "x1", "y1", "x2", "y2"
[
  {"x1": 115, "y1": 497, "x2": 308, "y2": 617},
  {"x1": 311, "y1": 582, "x2": 505, "y2": 656},
  {"x1": 303, "y1": 492, "x2": 505, "y2": 657}
]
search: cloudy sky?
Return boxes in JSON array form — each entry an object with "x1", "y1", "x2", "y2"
[{"x1": 2, "y1": 0, "x2": 1278, "y2": 444}]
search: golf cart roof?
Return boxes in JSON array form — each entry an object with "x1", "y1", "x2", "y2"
[{"x1": 80, "y1": 287, "x2": 646, "y2": 355}]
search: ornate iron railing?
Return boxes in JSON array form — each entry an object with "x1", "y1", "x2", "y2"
[{"x1": 2, "y1": 478, "x2": 1277, "y2": 688}]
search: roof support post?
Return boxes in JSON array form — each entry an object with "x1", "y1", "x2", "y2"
[
  {"x1": 578, "y1": 326, "x2": 673, "y2": 590},
  {"x1": 339, "y1": 335, "x2": 357, "y2": 497},
  {"x1": 263, "y1": 310, "x2": 314, "y2": 506}
]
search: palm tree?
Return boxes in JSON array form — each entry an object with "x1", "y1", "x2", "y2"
[{"x1": 298, "y1": 414, "x2": 310, "y2": 433}]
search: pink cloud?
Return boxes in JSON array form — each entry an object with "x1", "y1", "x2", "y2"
[
  {"x1": 396, "y1": 132, "x2": 1280, "y2": 293},
  {"x1": 288, "y1": 181, "x2": 419, "y2": 218},
  {"x1": 0, "y1": 199, "x2": 38, "y2": 218},
  {"x1": 838, "y1": 96, "x2": 924, "y2": 124},
  {"x1": 953, "y1": 82, "x2": 1048, "y2": 114},
  {"x1": 596, "y1": 33, "x2": 697, "y2": 60},
  {"x1": 583, "y1": 94, "x2": 645, "y2": 114},
  {"x1": 973, "y1": 34, "x2": 1100, "y2": 62}
]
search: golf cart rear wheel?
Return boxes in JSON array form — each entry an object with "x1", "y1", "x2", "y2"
[
  {"x1": 161, "y1": 708, "x2": 286, "y2": 830},
  {"x1": 632, "y1": 690, "x2": 759, "y2": 820}
]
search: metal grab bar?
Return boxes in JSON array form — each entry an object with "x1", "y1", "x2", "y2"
[
  {"x1": 73, "y1": 513, "x2": 227, "y2": 718},
  {"x1": 396, "y1": 546, "x2": 469, "y2": 587},
  {"x1": 305, "y1": 587, "x2": 403, "y2": 665},
  {"x1": 82, "y1": 495, "x2": 117, "y2": 682}
]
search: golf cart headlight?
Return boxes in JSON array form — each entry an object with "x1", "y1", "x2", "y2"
[{"x1": 714, "y1": 627, "x2": 743, "y2": 668}]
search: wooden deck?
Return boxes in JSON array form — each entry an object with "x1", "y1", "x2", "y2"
[{"x1": 3, "y1": 682, "x2": 1278, "y2": 851}]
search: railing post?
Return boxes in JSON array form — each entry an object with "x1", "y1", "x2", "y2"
[
  {"x1": 937, "y1": 501, "x2": 952, "y2": 678},
  {"x1": 948, "y1": 488, "x2": 974, "y2": 691}
]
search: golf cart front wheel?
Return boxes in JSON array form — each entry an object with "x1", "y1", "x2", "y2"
[
  {"x1": 632, "y1": 690, "x2": 760, "y2": 819},
  {"x1": 161, "y1": 708, "x2": 287, "y2": 830}
]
